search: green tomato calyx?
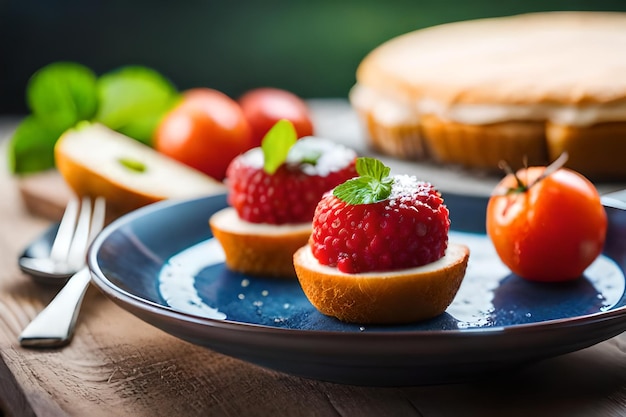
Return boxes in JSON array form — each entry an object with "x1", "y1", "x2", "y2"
[{"x1": 498, "y1": 152, "x2": 569, "y2": 196}]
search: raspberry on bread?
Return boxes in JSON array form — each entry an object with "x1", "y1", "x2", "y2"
[
  {"x1": 310, "y1": 176, "x2": 449, "y2": 273},
  {"x1": 209, "y1": 120, "x2": 358, "y2": 278},
  {"x1": 294, "y1": 157, "x2": 470, "y2": 323},
  {"x1": 226, "y1": 136, "x2": 357, "y2": 224}
]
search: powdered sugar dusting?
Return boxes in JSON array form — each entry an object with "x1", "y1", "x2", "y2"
[
  {"x1": 389, "y1": 175, "x2": 439, "y2": 206},
  {"x1": 237, "y1": 137, "x2": 356, "y2": 176},
  {"x1": 239, "y1": 148, "x2": 264, "y2": 169},
  {"x1": 288, "y1": 137, "x2": 356, "y2": 176}
]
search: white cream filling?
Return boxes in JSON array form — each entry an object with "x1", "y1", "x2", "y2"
[
  {"x1": 210, "y1": 207, "x2": 312, "y2": 235},
  {"x1": 297, "y1": 242, "x2": 467, "y2": 278},
  {"x1": 350, "y1": 84, "x2": 626, "y2": 127}
]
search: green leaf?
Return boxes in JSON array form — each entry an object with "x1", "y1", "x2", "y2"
[
  {"x1": 333, "y1": 157, "x2": 394, "y2": 205},
  {"x1": 355, "y1": 156, "x2": 391, "y2": 180},
  {"x1": 262, "y1": 119, "x2": 298, "y2": 174},
  {"x1": 7, "y1": 116, "x2": 65, "y2": 174},
  {"x1": 26, "y1": 61, "x2": 98, "y2": 131},
  {"x1": 9, "y1": 62, "x2": 180, "y2": 176},
  {"x1": 95, "y1": 66, "x2": 180, "y2": 146}
]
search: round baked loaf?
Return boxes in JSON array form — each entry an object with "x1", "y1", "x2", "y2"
[{"x1": 350, "y1": 11, "x2": 626, "y2": 180}]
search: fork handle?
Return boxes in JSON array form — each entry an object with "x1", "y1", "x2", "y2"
[{"x1": 19, "y1": 267, "x2": 91, "y2": 348}]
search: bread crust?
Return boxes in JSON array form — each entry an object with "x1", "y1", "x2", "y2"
[
  {"x1": 209, "y1": 207, "x2": 311, "y2": 278},
  {"x1": 55, "y1": 123, "x2": 225, "y2": 218},
  {"x1": 546, "y1": 122, "x2": 626, "y2": 180},
  {"x1": 420, "y1": 115, "x2": 548, "y2": 171},
  {"x1": 294, "y1": 243, "x2": 470, "y2": 324},
  {"x1": 359, "y1": 109, "x2": 426, "y2": 159}
]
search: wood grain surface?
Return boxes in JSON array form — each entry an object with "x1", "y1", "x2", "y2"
[{"x1": 1, "y1": 106, "x2": 626, "y2": 417}]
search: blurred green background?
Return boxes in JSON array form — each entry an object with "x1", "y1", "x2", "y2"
[{"x1": 2, "y1": 0, "x2": 626, "y2": 115}]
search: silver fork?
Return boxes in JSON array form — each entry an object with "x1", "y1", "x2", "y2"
[
  {"x1": 19, "y1": 197, "x2": 96, "y2": 282},
  {"x1": 19, "y1": 196, "x2": 106, "y2": 348}
]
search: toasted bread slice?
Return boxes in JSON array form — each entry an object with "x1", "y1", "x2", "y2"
[
  {"x1": 209, "y1": 207, "x2": 311, "y2": 278},
  {"x1": 294, "y1": 242, "x2": 470, "y2": 324},
  {"x1": 55, "y1": 122, "x2": 225, "y2": 218}
]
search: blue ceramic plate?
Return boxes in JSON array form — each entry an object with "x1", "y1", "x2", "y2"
[{"x1": 85, "y1": 192, "x2": 626, "y2": 386}]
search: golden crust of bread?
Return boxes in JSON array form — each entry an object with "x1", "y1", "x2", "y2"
[
  {"x1": 420, "y1": 115, "x2": 548, "y2": 171},
  {"x1": 209, "y1": 207, "x2": 311, "y2": 278},
  {"x1": 546, "y1": 122, "x2": 626, "y2": 180},
  {"x1": 357, "y1": 11, "x2": 626, "y2": 106},
  {"x1": 357, "y1": 109, "x2": 427, "y2": 159},
  {"x1": 55, "y1": 123, "x2": 225, "y2": 219},
  {"x1": 356, "y1": 110, "x2": 626, "y2": 180},
  {"x1": 293, "y1": 243, "x2": 470, "y2": 324},
  {"x1": 56, "y1": 154, "x2": 161, "y2": 218}
]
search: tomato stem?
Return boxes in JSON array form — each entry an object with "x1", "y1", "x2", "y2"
[
  {"x1": 498, "y1": 152, "x2": 568, "y2": 196},
  {"x1": 529, "y1": 152, "x2": 568, "y2": 188},
  {"x1": 498, "y1": 160, "x2": 526, "y2": 194}
]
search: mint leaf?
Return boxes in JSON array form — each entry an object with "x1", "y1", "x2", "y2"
[
  {"x1": 333, "y1": 157, "x2": 393, "y2": 205},
  {"x1": 95, "y1": 66, "x2": 179, "y2": 145},
  {"x1": 356, "y1": 157, "x2": 390, "y2": 179},
  {"x1": 8, "y1": 116, "x2": 65, "y2": 174},
  {"x1": 26, "y1": 61, "x2": 98, "y2": 131},
  {"x1": 262, "y1": 119, "x2": 297, "y2": 174}
]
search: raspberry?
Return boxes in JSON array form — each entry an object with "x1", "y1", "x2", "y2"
[
  {"x1": 310, "y1": 175, "x2": 450, "y2": 273},
  {"x1": 227, "y1": 138, "x2": 357, "y2": 224}
]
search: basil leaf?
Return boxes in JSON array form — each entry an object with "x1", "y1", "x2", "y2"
[
  {"x1": 7, "y1": 116, "x2": 65, "y2": 174},
  {"x1": 95, "y1": 66, "x2": 179, "y2": 145},
  {"x1": 27, "y1": 62, "x2": 98, "y2": 131}
]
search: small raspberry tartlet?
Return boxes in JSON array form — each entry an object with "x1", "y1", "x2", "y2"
[
  {"x1": 293, "y1": 157, "x2": 470, "y2": 324},
  {"x1": 209, "y1": 120, "x2": 357, "y2": 278}
]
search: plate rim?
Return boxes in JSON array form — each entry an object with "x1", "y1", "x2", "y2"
[{"x1": 87, "y1": 193, "x2": 626, "y2": 339}]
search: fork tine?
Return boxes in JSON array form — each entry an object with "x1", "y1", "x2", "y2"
[
  {"x1": 66, "y1": 197, "x2": 93, "y2": 270},
  {"x1": 49, "y1": 197, "x2": 79, "y2": 264},
  {"x1": 89, "y1": 197, "x2": 106, "y2": 242},
  {"x1": 65, "y1": 196, "x2": 107, "y2": 271}
]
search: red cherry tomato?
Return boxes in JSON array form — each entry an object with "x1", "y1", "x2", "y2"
[
  {"x1": 155, "y1": 88, "x2": 252, "y2": 180},
  {"x1": 486, "y1": 165, "x2": 607, "y2": 282},
  {"x1": 238, "y1": 87, "x2": 314, "y2": 147}
]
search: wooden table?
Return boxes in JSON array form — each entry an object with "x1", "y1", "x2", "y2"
[{"x1": 1, "y1": 104, "x2": 626, "y2": 417}]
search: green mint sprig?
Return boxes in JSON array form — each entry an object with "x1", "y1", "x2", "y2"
[{"x1": 333, "y1": 157, "x2": 394, "y2": 205}]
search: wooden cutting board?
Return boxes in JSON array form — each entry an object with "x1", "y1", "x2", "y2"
[{"x1": 17, "y1": 170, "x2": 74, "y2": 221}]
